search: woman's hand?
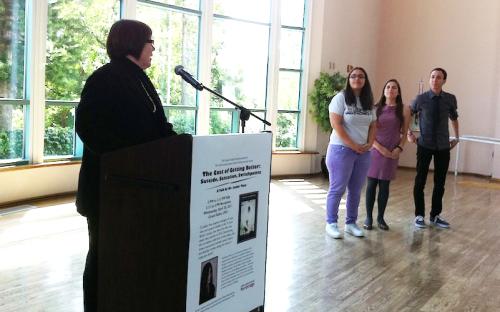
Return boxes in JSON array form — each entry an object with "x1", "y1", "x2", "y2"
[
  {"x1": 407, "y1": 131, "x2": 417, "y2": 143},
  {"x1": 361, "y1": 143, "x2": 372, "y2": 153},
  {"x1": 351, "y1": 143, "x2": 366, "y2": 154},
  {"x1": 390, "y1": 148, "x2": 401, "y2": 159},
  {"x1": 375, "y1": 144, "x2": 392, "y2": 158}
]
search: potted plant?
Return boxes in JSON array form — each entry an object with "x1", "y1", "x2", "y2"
[{"x1": 309, "y1": 72, "x2": 346, "y2": 176}]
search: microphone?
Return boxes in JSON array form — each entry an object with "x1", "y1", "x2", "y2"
[{"x1": 174, "y1": 65, "x2": 203, "y2": 91}]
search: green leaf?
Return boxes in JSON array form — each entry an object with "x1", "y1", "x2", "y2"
[{"x1": 308, "y1": 72, "x2": 346, "y2": 132}]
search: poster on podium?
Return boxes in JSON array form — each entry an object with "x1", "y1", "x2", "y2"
[{"x1": 186, "y1": 133, "x2": 272, "y2": 312}]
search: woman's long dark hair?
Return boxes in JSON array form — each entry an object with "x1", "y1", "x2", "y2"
[
  {"x1": 200, "y1": 262, "x2": 213, "y2": 287},
  {"x1": 376, "y1": 79, "x2": 404, "y2": 126},
  {"x1": 344, "y1": 67, "x2": 374, "y2": 110}
]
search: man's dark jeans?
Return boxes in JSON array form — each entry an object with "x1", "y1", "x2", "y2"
[{"x1": 413, "y1": 144, "x2": 450, "y2": 218}]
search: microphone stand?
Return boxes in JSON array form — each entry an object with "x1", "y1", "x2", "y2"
[
  {"x1": 201, "y1": 86, "x2": 271, "y2": 133},
  {"x1": 175, "y1": 65, "x2": 271, "y2": 133}
]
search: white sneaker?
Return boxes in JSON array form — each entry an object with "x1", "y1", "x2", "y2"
[
  {"x1": 414, "y1": 215, "x2": 426, "y2": 228},
  {"x1": 345, "y1": 223, "x2": 364, "y2": 237},
  {"x1": 325, "y1": 223, "x2": 343, "y2": 239}
]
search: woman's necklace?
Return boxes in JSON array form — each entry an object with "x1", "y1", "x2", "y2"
[{"x1": 139, "y1": 80, "x2": 157, "y2": 113}]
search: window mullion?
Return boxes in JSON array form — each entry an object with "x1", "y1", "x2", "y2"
[
  {"x1": 266, "y1": 0, "x2": 280, "y2": 148},
  {"x1": 196, "y1": 0, "x2": 213, "y2": 135},
  {"x1": 121, "y1": 0, "x2": 138, "y2": 18}
]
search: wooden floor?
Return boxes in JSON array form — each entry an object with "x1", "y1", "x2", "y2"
[{"x1": 1, "y1": 169, "x2": 500, "y2": 311}]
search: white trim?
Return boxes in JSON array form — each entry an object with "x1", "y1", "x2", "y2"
[
  {"x1": 121, "y1": 0, "x2": 138, "y2": 19},
  {"x1": 27, "y1": 0, "x2": 47, "y2": 164},
  {"x1": 266, "y1": 0, "x2": 281, "y2": 149},
  {"x1": 297, "y1": 0, "x2": 313, "y2": 152},
  {"x1": 196, "y1": 0, "x2": 213, "y2": 135},
  {"x1": 302, "y1": 0, "x2": 324, "y2": 156}
]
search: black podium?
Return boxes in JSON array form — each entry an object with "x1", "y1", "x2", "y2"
[
  {"x1": 97, "y1": 133, "x2": 271, "y2": 312},
  {"x1": 98, "y1": 134, "x2": 192, "y2": 311}
]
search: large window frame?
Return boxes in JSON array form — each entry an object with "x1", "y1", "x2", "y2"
[
  {"x1": 0, "y1": 0, "x2": 29, "y2": 166},
  {"x1": 209, "y1": 7, "x2": 271, "y2": 134},
  {"x1": 137, "y1": 0, "x2": 202, "y2": 135},
  {"x1": 1, "y1": 0, "x2": 310, "y2": 168}
]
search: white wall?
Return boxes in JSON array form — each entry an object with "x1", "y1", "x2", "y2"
[
  {"x1": 0, "y1": 164, "x2": 80, "y2": 204},
  {"x1": 301, "y1": 0, "x2": 325, "y2": 173},
  {"x1": 314, "y1": 0, "x2": 500, "y2": 178},
  {"x1": 374, "y1": 0, "x2": 500, "y2": 177},
  {"x1": 321, "y1": 0, "x2": 381, "y2": 77},
  {"x1": 310, "y1": 0, "x2": 382, "y2": 165}
]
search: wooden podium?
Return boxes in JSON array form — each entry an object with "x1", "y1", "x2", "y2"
[
  {"x1": 98, "y1": 133, "x2": 271, "y2": 312},
  {"x1": 98, "y1": 134, "x2": 192, "y2": 311}
]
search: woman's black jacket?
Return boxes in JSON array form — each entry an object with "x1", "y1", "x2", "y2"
[{"x1": 75, "y1": 58, "x2": 176, "y2": 217}]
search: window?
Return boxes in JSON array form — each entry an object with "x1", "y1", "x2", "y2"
[
  {"x1": 0, "y1": 0, "x2": 27, "y2": 164},
  {"x1": 137, "y1": 0, "x2": 201, "y2": 135},
  {"x1": 45, "y1": 0, "x2": 120, "y2": 158},
  {"x1": 210, "y1": 0, "x2": 271, "y2": 134},
  {"x1": 275, "y1": 0, "x2": 306, "y2": 149},
  {"x1": 2, "y1": 0, "x2": 310, "y2": 167}
]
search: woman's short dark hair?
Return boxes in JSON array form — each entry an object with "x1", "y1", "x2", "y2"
[
  {"x1": 106, "y1": 19, "x2": 152, "y2": 60},
  {"x1": 344, "y1": 67, "x2": 374, "y2": 111}
]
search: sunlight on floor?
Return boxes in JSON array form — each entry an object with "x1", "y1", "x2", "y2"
[
  {"x1": 269, "y1": 181, "x2": 314, "y2": 215},
  {"x1": 278, "y1": 178, "x2": 346, "y2": 211},
  {"x1": 0, "y1": 203, "x2": 87, "y2": 271}
]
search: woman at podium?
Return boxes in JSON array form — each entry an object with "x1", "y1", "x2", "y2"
[{"x1": 75, "y1": 19, "x2": 176, "y2": 312}]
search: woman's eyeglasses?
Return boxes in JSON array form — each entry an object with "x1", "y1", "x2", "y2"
[
  {"x1": 146, "y1": 39, "x2": 155, "y2": 44},
  {"x1": 349, "y1": 74, "x2": 365, "y2": 79}
]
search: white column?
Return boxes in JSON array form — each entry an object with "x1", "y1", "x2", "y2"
[
  {"x1": 26, "y1": 0, "x2": 47, "y2": 164},
  {"x1": 196, "y1": 0, "x2": 213, "y2": 135},
  {"x1": 299, "y1": 0, "x2": 318, "y2": 153}
]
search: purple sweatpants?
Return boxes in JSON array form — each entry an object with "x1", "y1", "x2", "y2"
[{"x1": 326, "y1": 144, "x2": 371, "y2": 224}]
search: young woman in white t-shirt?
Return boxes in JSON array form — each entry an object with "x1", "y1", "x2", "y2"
[{"x1": 325, "y1": 67, "x2": 377, "y2": 239}]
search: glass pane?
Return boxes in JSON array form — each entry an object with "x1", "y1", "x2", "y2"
[
  {"x1": 0, "y1": 103, "x2": 24, "y2": 160},
  {"x1": 277, "y1": 71, "x2": 300, "y2": 110},
  {"x1": 44, "y1": 105, "x2": 75, "y2": 156},
  {"x1": 165, "y1": 108, "x2": 196, "y2": 134},
  {"x1": 210, "y1": 110, "x2": 232, "y2": 134},
  {"x1": 276, "y1": 112, "x2": 298, "y2": 149},
  {"x1": 144, "y1": 0, "x2": 199, "y2": 10},
  {"x1": 211, "y1": 19, "x2": 269, "y2": 110},
  {"x1": 281, "y1": 0, "x2": 305, "y2": 27},
  {"x1": 279, "y1": 28, "x2": 303, "y2": 69},
  {"x1": 243, "y1": 111, "x2": 266, "y2": 133},
  {"x1": 138, "y1": 4, "x2": 199, "y2": 107},
  {"x1": 213, "y1": 0, "x2": 270, "y2": 23},
  {"x1": 0, "y1": 0, "x2": 26, "y2": 99},
  {"x1": 46, "y1": 0, "x2": 120, "y2": 101}
]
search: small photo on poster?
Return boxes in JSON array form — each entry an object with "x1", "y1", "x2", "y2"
[
  {"x1": 199, "y1": 257, "x2": 218, "y2": 305},
  {"x1": 238, "y1": 191, "x2": 258, "y2": 243}
]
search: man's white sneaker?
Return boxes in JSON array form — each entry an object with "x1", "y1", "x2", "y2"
[
  {"x1": 345, "y1": 223, "x2": 364, "y2": 237},
  {"x1": 325, "y1": 223, "x2": 343, "y2": 239},
  {"x1": 414, "y1": 215, "x2": 426, "y2": 228},
  {"x1": 430, "y1": 215, "x2": 450, "y2": 228}
]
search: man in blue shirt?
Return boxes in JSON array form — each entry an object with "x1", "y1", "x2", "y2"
[{"x1": 407, "y1": 68, "x2": 460, "y2": 229}]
